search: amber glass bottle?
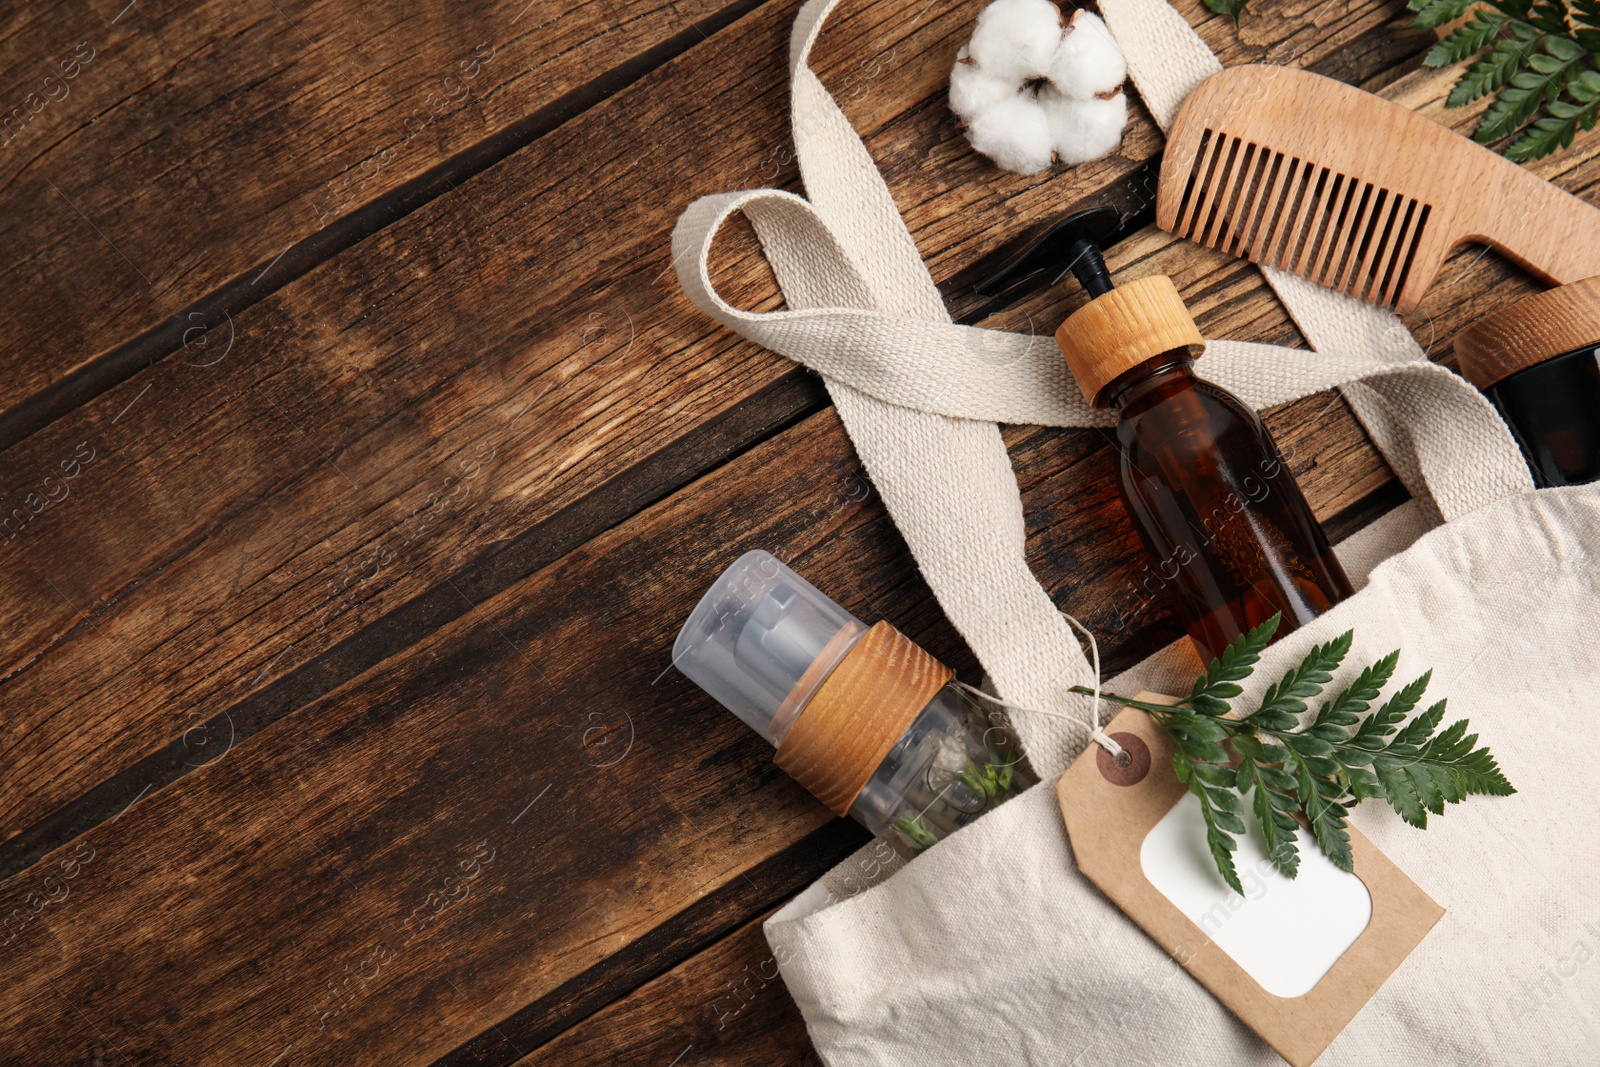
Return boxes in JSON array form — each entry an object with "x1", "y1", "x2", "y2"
[
  {"x1": 1033, "y1": 209, "x2": 1351, "y2": 662},
  {"x1": 977, "y1": 207, "x2": 1353, "y2": 660},
  {"x1": 1100, "y1": 349, "x2": 1353, "y2": 662}
]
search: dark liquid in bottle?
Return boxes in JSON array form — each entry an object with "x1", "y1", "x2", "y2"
[
  {"x1": 1105, "y1": 352, "x2": 1354, "y2": 663},
  {"x1": 1484, "y1": 343, "x2": 1600, "y2": 488}
]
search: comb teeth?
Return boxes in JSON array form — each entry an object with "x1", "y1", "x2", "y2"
[{"x1": 1172, "y1": 130, "x2": 1433, "y2": 310}]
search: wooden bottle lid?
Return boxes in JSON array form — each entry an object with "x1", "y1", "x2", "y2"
[
  {"x1": 1455, "y1": 276, "x2": 1600, "y2": 389},
  {"x1": 774, "y1": 621, "x2": 953, "y2": 817},
  {"x1": 1055, "y1": 275, "x2": 1206, "y2": 406}
]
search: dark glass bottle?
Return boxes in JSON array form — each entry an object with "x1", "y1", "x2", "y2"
[
  {"x1": 1102, "y1": 351, "x2": 1354, "y2": 662},
  {"x1": 1483, "y1": 344, "x2": 1600, "y2": 487},
  {"x1": 1456, "y1": 279, "x2": 1600, "y2": 489},
  {"x1": 980, "y1": 207, "x2": 1354, "y2": 662}
]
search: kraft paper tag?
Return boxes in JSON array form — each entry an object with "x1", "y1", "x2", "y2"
[{"x1": 1057, "y1": 698, "x2": 1444, "y2": 1067}]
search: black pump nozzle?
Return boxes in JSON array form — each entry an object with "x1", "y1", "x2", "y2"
[{"x1": 975, "y1": 206, "x2": 1122, "y2": 302}]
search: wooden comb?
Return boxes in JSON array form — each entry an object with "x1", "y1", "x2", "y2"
[{"x1": 1155, "y1": 65, "x2": 1600, "y2": 313}]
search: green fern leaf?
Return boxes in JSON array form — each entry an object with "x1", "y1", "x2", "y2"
[
  {"x1": 1203, "y1": 0, "x2": 1250, "y2": 25},
  {"x1": 1349, "y1": 670, "x2": 1431, "y2": 749},
  {"x1": 1447, "y1": 24, "x2": 1542, "y2": 109},
  {"x1": 1242, "y1": 760, "x2": 1302, "y2": 878},
  {"x1": 1479, "y1": 67, "x2": 1569, "y2": 141},
  {"x1": 1177, "y1": 750, "x2": 1244, "y2": 893},
  {"x1": 1248, "y1": 631, "x2": 1352, "y2": 729},
  {"x1": 1372, "y1": 705, "x2": 1516, "y2": 827},
  {"x1": 1100, "y1": 630, "x2": 1513, "y2": 892},
  {"x1": 1189, "y1": 613, "x2": 1280, "y2": 713},
  {"x1": 1426, "y1": 10, "x2": 1510, "y2": 67},
  {"x1": 1311, "y1": 649, "x2": 1399, "y2": 735},
  {"x1": 1290, "y1": 749, "x2": 1354, "y2": 872},
  {"x1": 1507, "y1": 68, "x2": 1600, "y2": 159},
  {"x1": 1528, "y1": 0, "x2": 1576, "y2": 35},
  {"x1": 1411, "y1": 0, "x2": 1479, "y2": 30}
]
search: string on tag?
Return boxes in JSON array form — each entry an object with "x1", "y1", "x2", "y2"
[{"x1": 951, "y1": 611, "x2": 1127, "y2": 763}]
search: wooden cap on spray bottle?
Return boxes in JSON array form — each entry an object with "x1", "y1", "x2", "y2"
[{"x1": 775, "y1": 621, "x2": 952, "y2": 816}]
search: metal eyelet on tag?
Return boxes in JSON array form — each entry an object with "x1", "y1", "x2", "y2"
[{"x1": 1095, "y1": 731, "x2": 1149, "y2": 785}]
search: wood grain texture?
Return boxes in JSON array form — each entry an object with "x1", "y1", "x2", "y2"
[
  {"x1": 776, "y1": 621, "x2": 949, "y2": 816},
  {"x1": 0, "y1": 0, "x2": 755, "y2": 431},
  {"x1": 0, "y1": 0, "x2": 1419, "y2": 859},
  {"x1": 1056, "y1": 274, "x2": 1206, "y2": 403},
  {"x1": 1452, "y1": 275, "x2": 1600, "y2": 388},
  {"x1": 0, "y1": 0, "x2": 1583, "y2": 1061},
  {"x1": 513, "y1": 912, "x2": 821, "y2": 1067},
  {"x1": 434, "y1": 820, "x2": 866, "y2": 1066},
  {"x1": 0, "y1": 0, "x2": 964, "y2": 849}
]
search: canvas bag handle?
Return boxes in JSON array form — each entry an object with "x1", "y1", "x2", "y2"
[{"x1": 671, "y1": 0, "x2": 1533, "y2": 777}]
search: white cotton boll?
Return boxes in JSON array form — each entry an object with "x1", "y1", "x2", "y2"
[
  {"x1": 1047, "y1": 11, "x2": 1128, "y2": 100},
  {"x1": 1040, "y1": 88, "x2": 1127, "y2": 165},
  {"x1": 950, "y1": 51, "x2": 1021, "y2": 121},
  {"x1": 966, "y1": 0, "x2": 1066, "y2": 82},
  {"x1": 951, "y1": 0, "x2": 1127, "y2": 172},
  {"x1": 966, "y1": 93, "x2": 1055, "y2": 174}
]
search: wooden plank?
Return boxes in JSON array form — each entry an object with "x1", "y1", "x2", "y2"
[
  {"x1": 0, "y1": 0, "x2": 765, "y2": 440},
  {"x1": 0, "y1": 0, "x2": 1428, "y2": 866},
  {"x1": 0, "y1": 0, "x2": 932, "y2": 850},
  {"x1": 0, "y1": 7, "x2": 1577, "y2": 1065},
  {"x1": 435, "y1": 822, "x2": 865, "y2": 1066},
  {"x1": 513, "y1": 912, "x2": 819, "y2": 1067}
]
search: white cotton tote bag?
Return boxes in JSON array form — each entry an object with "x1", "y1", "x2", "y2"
[{"x1": 765, "y1": 474, "x2": 1600, "y2": 1065}]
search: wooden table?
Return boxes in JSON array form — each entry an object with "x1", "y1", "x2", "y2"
[{"x1": 0, "y1": 0, "x2": 1583, "y2": 1061}]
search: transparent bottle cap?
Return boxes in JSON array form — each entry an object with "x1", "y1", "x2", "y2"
[{"x1": 673, "y1": 550, "x2": 864, "y2": 747}]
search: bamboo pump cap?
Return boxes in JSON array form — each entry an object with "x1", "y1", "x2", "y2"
[
  {"x1": 1057, "y1": 275, "x2": 1207, "y2": 405},
  {"x1": 1454, "y1": 276, "x2": 1600, "y2": 389},
  {"x1": 974, "y1": 208, "x2": 1205, "y2": 407}
]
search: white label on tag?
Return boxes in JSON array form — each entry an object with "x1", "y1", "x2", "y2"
[{"x1": 1140, "y1": 792, "x2": 1374, "y2": 998}]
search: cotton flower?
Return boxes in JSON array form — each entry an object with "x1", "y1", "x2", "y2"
[
  {"x1": 966, "y1": 0, "x2": 1066, "y2": 82},
  {"x1": 949, "y1": 47, "x2": 1019, "y2": 117},
  {"x1": 1048, "y1": 11, "x2": 1127, "y2": 99},
  {"x1": 966, "y1": 92, "x2": 1055, "y2": 174},
  {"x1": 949, "y1": 0, "x2": 1129, "y2": 173},
  {"x1": 1040, "y1": 86, "x2": 1127, "y2": 165}
]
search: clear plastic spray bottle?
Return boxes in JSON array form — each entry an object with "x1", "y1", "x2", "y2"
[{"x1": 674, "y1": 551, "x2": 1035, "y2": 858}]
